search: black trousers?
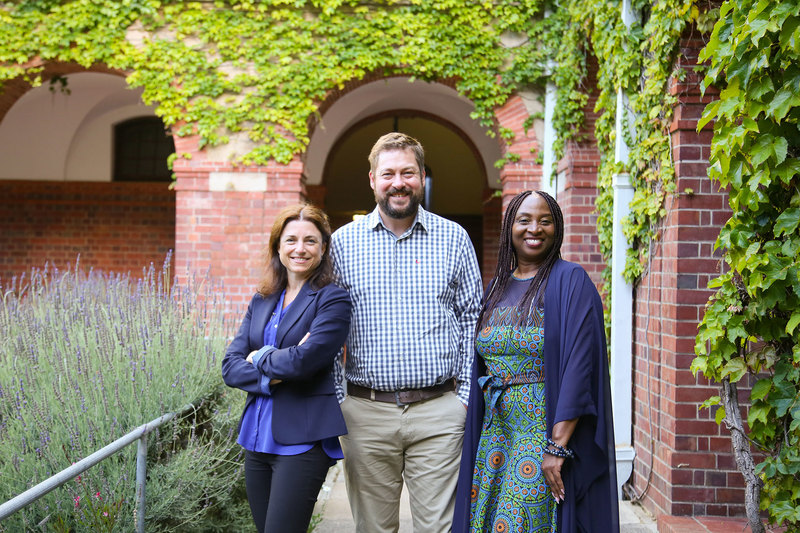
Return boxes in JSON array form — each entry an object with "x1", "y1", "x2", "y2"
[{"x1": 243, "y1": 445, "x2": 332, "y2": 533}]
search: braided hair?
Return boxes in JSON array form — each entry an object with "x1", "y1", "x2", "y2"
[{"x1": 477, "y1": 190, "x2": 564, "y2": 329}]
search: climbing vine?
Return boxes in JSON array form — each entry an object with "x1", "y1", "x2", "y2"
[
  {"x1": 1, "y1": 0, "x2": 710, "y2": 283},
  {"x1": 538, "y1": 0, "x2": 717, "y2": 283},
  {"x1": 691, "y1": 0, "x2": 800, "y2": 529},
  {"x1": 0, "y1": 0, "x2": 548, "y2": 164},
  {"x1": 4, "y1": 0, "x2": 798, "y2": 525}
]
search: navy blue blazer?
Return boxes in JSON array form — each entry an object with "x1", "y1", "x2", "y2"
[{"x1": 221, "y1": 282, "x2": 352, "y2": 445}]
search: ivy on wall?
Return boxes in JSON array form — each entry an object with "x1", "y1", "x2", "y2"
[
  {"x1": 0, "y1": 0, "x2": 551, "y2": 165},
  {"x1": 539, "y1": 0, "x2": 717, "y2": 283},
  {"x1": 6, "y1": 1, "x2": 799, "y2": 524},
  {"x1": 535, "y1": 0, "x2": 800, "y2": 528},
  {"x1": 691, "y1": 0, "x2": 800, "y2": 529},
  {"x1": 1, "y1": 0, "x2": 707, "y2": 285}
]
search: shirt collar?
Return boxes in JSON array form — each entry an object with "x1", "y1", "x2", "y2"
[{"x1": 367, "y1": 205, "x2": 431, "y2": 236}]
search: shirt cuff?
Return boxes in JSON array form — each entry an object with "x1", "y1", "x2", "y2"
[
  {"x1": 251, "y1": 346, "x2": 273, "y2": 395},
  {"x1": 250, "y1": 345, "x2": 271, "y2": 368},
  {"x1": 456, "y1": 380, "x2": 470, "y2": 406}
]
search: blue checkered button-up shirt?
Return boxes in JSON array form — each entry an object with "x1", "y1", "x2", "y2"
[{"x1": 331, "y1": 206, "x2": 482, "y2": 405}]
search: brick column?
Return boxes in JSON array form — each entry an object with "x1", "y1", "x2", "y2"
[
  {"x1": 630, "y1": 33, "x2": 738, "y2": 518},
  {"x1": 173, "y1": 135, "x2": 304, "y2": 308},
  {"x1": 554, "y1": 57, "x2": 604, "y2": 287},
  {"x1": 481, "y1": 190, "x2": 502, "y2": 287},
  {"x1": 496, "y1": 95, "x2": 543, "y2": 207}
]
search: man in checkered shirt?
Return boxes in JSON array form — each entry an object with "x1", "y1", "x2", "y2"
[{"x1": 331, "y1": 132, "x2": 482, "y2": 532}]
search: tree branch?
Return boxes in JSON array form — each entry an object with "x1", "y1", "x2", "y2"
[{"x1": 721, "y1": 376, "x2": 764, "y2": 533}]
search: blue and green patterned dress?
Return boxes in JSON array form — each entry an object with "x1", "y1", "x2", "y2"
[{"x1": 470, "y1": 278, "x2": 557, "y2": 533}]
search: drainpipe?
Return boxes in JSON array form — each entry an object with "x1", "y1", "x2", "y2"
[
  {"x1": 541, "y1": 6, "x2": 557, "y2": 199},
  {"x1": 541, "y1": 80, "x2": 557, "y2": 198},
  {"x1": 610, "y1": 0, "x2": 637, "y2": 499}
]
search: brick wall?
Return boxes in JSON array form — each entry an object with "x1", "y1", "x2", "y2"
[
  {"x1": 556, "y1": 56, "x2": 605, "y2": 287},
  {"x1": 630, "y1": 32, "x2": 741, "y2": 518},
  {"x1": 496, "y1": 94, "x2": 543, "y2": 206},
  {"x1": 172, "y1": 136, "x2": 304, "y2": 308},
  {"x1": 558, "y1": 179, "x2": 603, "y2": 283},
  {"x1": 0, "y1": 180, "x2": 175, "y2": 284},
  {"x1": 481, "y1": 191, "x2": 502, "y2": 287}
]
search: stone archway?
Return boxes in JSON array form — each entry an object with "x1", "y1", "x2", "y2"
[
  {"x1": 169, "y1": 77, "x2": 545, "y2": 304},
  {"x1": 0, "y1": 70, "x2": 176, "y2": 281},
  {"x1": 322, "y1": 113, "x2": 488, "y2": 261},
  {"x1": 303, "y1": 77, "x2": 530, "y2": 281}
]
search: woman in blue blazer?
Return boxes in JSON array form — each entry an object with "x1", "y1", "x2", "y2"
[{"x1": 222, "y1": 203, "x2": 352, "y2": 533}]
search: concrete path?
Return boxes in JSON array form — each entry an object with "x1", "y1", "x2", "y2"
[{"x1": 313, "y1": 462, "x2": 657, "y2": 532}]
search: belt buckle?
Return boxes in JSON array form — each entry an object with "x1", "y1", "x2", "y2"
[{"x1": 394, "y1": 391, "x2": 407, "y2": 407}]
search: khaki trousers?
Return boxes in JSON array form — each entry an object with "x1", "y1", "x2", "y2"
[{"x1": 340, "y1": 392, "x2": 466, "y2": 533}]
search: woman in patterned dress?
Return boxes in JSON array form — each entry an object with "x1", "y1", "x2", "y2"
[{"x1": 453, "y1": 191, "x2": 619, "y2": 533}]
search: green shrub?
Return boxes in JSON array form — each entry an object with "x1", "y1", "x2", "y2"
[{"x1": 0, "y1": 258, "x2": 252, "y2": 532}]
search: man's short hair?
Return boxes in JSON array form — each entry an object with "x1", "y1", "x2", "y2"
[{"x1": 368, "y1": 132, "x2": 425, "y2": 176}]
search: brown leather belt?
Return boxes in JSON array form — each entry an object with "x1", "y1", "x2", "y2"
[{"x1": 347, "y1": 379, "x2": 456, "y2": 406}]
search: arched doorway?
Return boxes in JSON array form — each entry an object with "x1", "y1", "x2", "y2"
[
  {"x1": 0, "y1": 71, "x2": 176, "y2": 280},
  {"x1": 323, "y1": 113, "x2": 487, "y2": 262},
  {"x1": 305, "y1": 77, "x2": 503, "y2": 277}
]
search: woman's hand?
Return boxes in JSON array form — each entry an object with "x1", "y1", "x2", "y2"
[
  {"x1": 267, "y1": 333, "x2": 310, "y2": 385},
  {"x1": 245, "y1": 350, "x2": 258, "y2": 364},
  {"x1": 298, "y1": 332, "x2": 310, "y2": 345},
  {"x1": 265, "y1": 333, "x2": 310, "y2": 385},
  {"x1": 542, "y1": 454, "x2": 566, "y2": 503},
  {"x1": 543, "y1": 418, "x2": 578, "y2": 504}
]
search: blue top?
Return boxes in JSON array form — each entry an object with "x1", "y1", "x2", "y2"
[{"x1": 237, "y1": 290, "x2": 344, "y2": 459}]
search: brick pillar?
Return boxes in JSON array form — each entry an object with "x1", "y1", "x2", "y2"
[
  {"x1": 173, "y1": 135, "x2": 304, "y2": 308},
  {"x1": 496, "y1": 95, "x2": 543, "y2": 208},
  {"x1": 554, "y1": 56, "x2": 604, "y2": 287},
  {"x1": 630, "y1": 33, "x2": 738, "y2": 518},
  {"x1": 481, "y1": 190, "x2": 502, "y2": 287}
]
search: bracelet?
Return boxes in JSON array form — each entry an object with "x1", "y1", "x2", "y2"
[
  {"x1": 545, "y1": 438, "x2": 574, "y2": 459},
  {"x1": 543, "y1": 446, "x2": 570, "y2": 458}
]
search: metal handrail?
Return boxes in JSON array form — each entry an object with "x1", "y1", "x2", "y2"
[{"x1": 0, "y1": 402, "x2": 197, "y2": 532}]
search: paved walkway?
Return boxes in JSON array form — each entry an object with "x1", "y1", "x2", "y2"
[{"x1": 313, "y1": 462, "x2": 658, "y2": 532}]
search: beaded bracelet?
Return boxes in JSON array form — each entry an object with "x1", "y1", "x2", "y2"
[
  {"x1": 543, "y1": 446, "x2": 570, "y2": 458},
  {"x1": 544, "y1": 438, "x2": 574, "y2": 459}
]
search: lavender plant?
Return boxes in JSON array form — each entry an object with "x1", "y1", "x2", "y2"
[{"x1": 0, "y1": 257, "x2": 253, "y2": 532}]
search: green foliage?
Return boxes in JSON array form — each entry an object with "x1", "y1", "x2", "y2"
[
  {"x1": 0, "y1": 0, "x2": 704, "y2": 285},
  {"x1": 541, "y1": 0, "x2": 709, "y2": 285},
  {"x1": 0, "y1": 0, "x2": 550, "y2": 164},
  {"x1": 5, "y1": 0, "x2": 796, "y2": 522},
  {"x1": 0, "y1": 261, "x2": 250, "y2": 531},
  {"x1": 693, "y1": 0, "x2": 800, "y2": 527}
]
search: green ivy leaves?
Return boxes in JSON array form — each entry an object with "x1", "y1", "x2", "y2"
[
  {"x1": 694, "y1": 0, "x2": 800, "y2": 526},
  {"x1": 0, "y1": 0, "x2": 543, "y2": 164}
]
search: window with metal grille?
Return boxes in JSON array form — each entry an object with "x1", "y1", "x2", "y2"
[{"x1": 113, "y1": 117, "x2": 175, "y2": 182}]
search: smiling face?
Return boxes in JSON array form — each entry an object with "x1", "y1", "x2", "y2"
[
  {"x1": 369, "y1": 148, "x2": 425, "y2": 220},
  {"x1": 277, "y1": 219, "x2": 325, "y2": 281},
  {"x1": 511, "y1": 193, "x2": 556, "y2": 273}
]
